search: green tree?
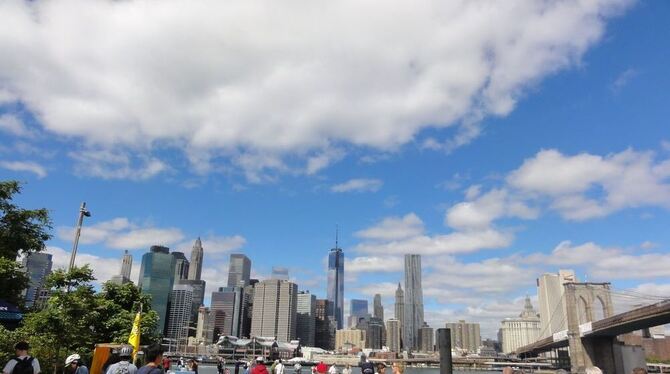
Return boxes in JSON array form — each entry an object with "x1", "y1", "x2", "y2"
[
  {"x1": 0, "y1": 258, "x2": 29, "y2": 307},
  {"x1": 0, "y1": 181, "x2": 52, "y2": 260}
]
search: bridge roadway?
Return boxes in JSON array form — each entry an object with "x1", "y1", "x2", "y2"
[{"x1": 515, "y1": 299, "x2": 670, "y2": 356}]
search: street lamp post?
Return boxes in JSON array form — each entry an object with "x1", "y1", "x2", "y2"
[{"x1": 68, "y1": 202, "x2": 91, "y2": 272}]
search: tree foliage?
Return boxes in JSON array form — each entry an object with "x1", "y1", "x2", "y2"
[
  {"x1": 0, "y1": 181, "x2": 52, "y2": 260},
  {"x1": 0, "y1": 257, "x2": 30, "y2": 307}
]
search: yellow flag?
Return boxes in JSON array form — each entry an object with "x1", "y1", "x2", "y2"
[{"x1": 128, "y1": 311, "x2": 141, "y2": 358}]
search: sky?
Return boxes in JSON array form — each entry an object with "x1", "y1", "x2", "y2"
[{"x1": 1, "y1": 0, "x2": 669, "y2": 339}]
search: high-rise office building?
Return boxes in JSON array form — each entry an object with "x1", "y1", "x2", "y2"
[
  {"x1": 386, "y1": 318, "x2": 401, "y2": 353},
  {"x1": 537, "y1": 269, "x2": 577, "y2": 338},
  {"x1": 373, "y1": 294, "x2": 384, "y2": 320},
  {"x1": 395, "y1": 283, "x2": 404, "y2": 347},
  {"x1": 356, "y1": 315, "x2": 384, "y2": 349},
  {"x1": 251, "y1": 279, "x2": 298, "y2": 342},
  {"x1": 187, "y1": 238, "x2": 203, "y2": 281},
  {"x1": 500, "y1": 296, "x2": 541, "y2": 353},
  {"x1": 178, "y1": 279, "x2": 206, "y2": 323},
  {"x1": 166, "y1": 284, "x2": 194, "y2": 344},
  {"x1": 327, "y1": 242, "x2": 344, "y2": 329},
  {"x1": 445, "y1": 320, "x2": 481, "y2": 353},
  {"x1": 296, "y1": 291, "x2": 317, "y2": 347},
  {"x1": 227, "y1": 254, "x2": 251, "y2": 287},
  {"x1": 172, "y1": 251, "x2": 190, "y2": 281},
  {"x1": 138, "y1": 245, "x2": 176, "y2": 334},
  {"x1": 271, "y1": 266, "x2": 289, "y2": 280},
  {"x1": 22, "y1": 252, "x2": 52, "y2": 308},
  {"x1": 418, "y1": 322, "x2": 434, "y2": 352},
  {"x1": 350, "y1": 299, "x2": 368, "y2": 317},
  {"x1": 121, "y1": 250, "x2": 132, "y2": 279},
  {"x1": 196, "y1": 306, "x2": 215, "y2": 344},
  {"x1": 241, "y1": 279, "x2": 259, "y2": 338},
  {"x1": 211, "y1": 286, "x2": 245, "y2": 337},
  {"x1": 315, "y1": 299, "x2": 335, "y2": 350},
  {"x1": 404, "y1": 254, "x2": 424, "y2": 350}
]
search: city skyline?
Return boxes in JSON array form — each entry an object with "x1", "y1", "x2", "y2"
[{"x1": 2, "y1": 0, "x2": 670, "y2": 340}]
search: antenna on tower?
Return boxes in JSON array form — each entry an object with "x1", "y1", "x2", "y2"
[{"x1": 335, "y1": 224, "x2": 339, "y2": 249}]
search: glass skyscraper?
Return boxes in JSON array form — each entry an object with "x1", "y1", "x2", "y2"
[
  {"x1": 227, "y1": 254, "x2": 251, "y2": 287},
  {"x1": 403, "y1": 254, "x2": 424, "y2": 350},
  {"x1": 22, "y1": 252, "x2": 52, "y2": 308},
  {"x1": 138, "y1": 245, "x2": 176, "y2": 334},
  {"x1": 327, "y1": 246, "x2": 344, "y2": 329}
]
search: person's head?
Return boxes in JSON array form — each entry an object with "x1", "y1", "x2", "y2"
[
  {"x1": 256, "y1": 357, "x2": 264, "y2": 365},
  {"x1": 632, "y1": 368, "x2": 648, "y2": 374},
  {"x1": 585, "y1": 367, "x2": 603, "y2": 374},
  {"x1": 66, "y1": 354, "x2": 82, "y2": 368},
  {"x1": 118, "y1": 345, "x2": 133, "y2": 360},
  {"x1": 144, "y1": 343, "x2": 164, "y2": 365},
  {"x1": 14, "y1": 341, "x2": 29, "y2": 356}
]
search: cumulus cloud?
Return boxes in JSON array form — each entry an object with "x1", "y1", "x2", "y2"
[
  {"x1": 0, "y1": 114, "x2": 34, "y2": 138},
  {"x1": 69, "y1": 149, "x2": 167, "y2": 181},
  {"x1": 0, "y1": 160, "x2": 47, "y2": 178},
  {"x1": 57, "y1": 217, "x2": 185, "y2": 250},
  {"x1": 331, "y1": 178, "x2": 383, "y2": 193},
  {"x1": 445, "y1": 188, "x2": 538, "y2": 230},
  {"x1": 345, "y1": 256, "x2": 404, "y2": 274},
  {"x1": 355, "y1": 213, "x2": 424, "y2": 241},
  {"x1": 0, "y1": 0, "x2": 633, "y2": 178}
]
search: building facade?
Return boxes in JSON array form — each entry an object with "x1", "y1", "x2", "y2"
[
  {"x1": 537, "y1": 269, "x2": 577, "y2": 338},
  {"x1": 404, "y1": 254, "x2": 424, "y2": 350},
  {"x1": 335, "y1": 329, "x2": 366, "y2": 351},
  {"x1": 250, "y1": 279, "x2": 298, "y2": 342},
  {"x1": 211, "y1": 286, "x2": 245, "y2": 337},
  {"x1": 349, "y1": 299, "x2": 369, "y2": 327},
  {"x1": 296, "y1": 291, "x2": 317, "y2": 347},
  {"x1": 395, "y1": 283, "x2": 404, "y2": 347},
  {"x1": 445, "y1": 320, "x2": 481, "y2": 353},
  {"x1": 500, "y1": 296, "x2": 541, "y2": 354},
  {"x1": 327, "y1": 247, "x2": 344, "y2": 329},
  {"x1": 196, "y1": 306, "x2": 215, "y2": 344},
  {"x1": 386, "y1": 318, "x2": 401, "y2": 353},
  {"x1": 356, "y1": 316, "x2": 384, "y2": 349},
  {"x1": 22, "y1": 252, "x2": 53, "y2": 308},
  {"x1": 187, "y1": 237, "x2": 203, "y2": 281},
  {"x1": 121, "y1": 250, "x2": 132, "y2": 279},
  {"x1": 166, "y1": 284, "x2": 194, "y2": 345},
  {"x1": 172, "y1": 251, "x2": 190, "y2": 281},
  {"x1": 178, "y1": 278, "x2": 206, "y2": 323},
  {"x1": 138, "y1": 245, "x2": 176, "y2": 334},
  {"x1": 315, "y1": 299, "x2": 335, "y2": 350},
  {"x1": 418, "y1": 322, "x2": 434, "y2": 352},
  {"x1": 373, "y1": 294, "x2": 384, "y2": 320},
  {"x1": 227, "y1": 254, "x2": 251, "y2": 287}
]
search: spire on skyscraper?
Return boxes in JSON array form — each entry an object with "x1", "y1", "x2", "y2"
[{"x1": 188, "y1": 237, "x2": 203, "y2": 281}]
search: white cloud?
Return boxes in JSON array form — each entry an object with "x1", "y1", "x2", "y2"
[
  {"x1": 445, "y1": 188, "x2": 538, "y2": 230},
  {"x1": 345, "y1": 256, "x2": 404, "y2": 274},
  {"x1": 46, "y1": 245, "x2": 129, "y2": 284},
  {"x1": 57, "y1": 217, "x2": 185, "y2": 250},
  {"x1": 175, "y1": 235, "x2": 247, "y2": 258},
  {"x1": 0, "y1": 0, "x2": 633, "y2": 178},
  {"x1": 0, "y1": 160, "x2": 47, "y2": 178},
  {"x1": 69, "y1": 149, "x2": 167, "y2": 181},
  {"x1": 0, "y1": 114, "x2": 34, "y2": 138},
  {"x1": 305, "y1": 148, "x2": 345, "y2": 175},
  {"x1": 331, "y1": 178, "x2": 383, "y2": 193},
  {"x1": 610, "y1": 68, "x2": 638, "y2": 93},
  {"x1": 355, "y1": 213, "x2": 424, "y2": 241}
]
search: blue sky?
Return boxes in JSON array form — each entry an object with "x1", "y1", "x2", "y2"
[{"x1": 1, "y1": 0, "x2": 669, "y2": 337}]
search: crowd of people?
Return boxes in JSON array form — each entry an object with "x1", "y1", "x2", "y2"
[{"x1": 1, "y1": 341, "x2": 653, "y2": 374}]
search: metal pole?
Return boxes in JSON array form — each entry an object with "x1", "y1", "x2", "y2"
[
  {"x1": 437, "y1": 328, "x2": 453, "y2": 374},
  {"x1": 68, "y1": 202, "x2": 89, "y2": 272}
]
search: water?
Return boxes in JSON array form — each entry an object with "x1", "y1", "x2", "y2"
[{"x1": 198, "y1": 365, "x2": 498, "y2": 374}]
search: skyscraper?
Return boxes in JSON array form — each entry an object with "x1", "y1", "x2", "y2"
[
  {"x1": 395, "y1": 282, "x2": 404, "y2": 346},
  {"x1": 178, "y1": 278, "x2": 206, "y2": 323},
  {"x1": 445, "y1": 320, "x2": 481, "y2": 353},
  {"x1": 166, "y1": 284, "x2": 194, "y2": 344},
  {"x1": 227, "y1": 254, "x2": 251, "y2": 287},
  {"x1": 373, "y1": 294, "x2": 384, "y2": 320},
  {"x1": 121, "y1": 250, "x2": 132, "y2": 279},
  {"x1": 315, "y1": 299, "x2": 335, "y2": 350},
  {"x1": 327, "y1": 241, "x2": 344, "y2": 329},
  {"x1": 386, "y1": 318, "x2": 401, "y2": 353},
  {"x1": 403, "y1": 254, "x2": 424, "y2": 350},
  {"x1": 296, "y1": 291, "x2": 317, "y2": 346},
  {"x1": 138, "y1": 245, "x2": 176, "y2": 334},
  {"x1": 196, "y1": 306, "x2": 214, "y2": 344},
  {"x1": 251, "y1": 279, "x2": 298, "y2": 342},
  {"x1": 211, "y1": 286, "x2": 245, "y2": 337},
  {"x1": 271, "y1": 266, "x2": 289, "y2": 280},
  {"x1": 22, "y1": 252, "x2": 52, "y2": 308},
  {"x1": 187, "y1": 237, "x2": 203, "y2": 281},
  {"x1": 172, "y1": 251, "x2": 190, "y2": 281},
  {"x1": 537, "y1": 269, "x2": 577, "y2": 338}
]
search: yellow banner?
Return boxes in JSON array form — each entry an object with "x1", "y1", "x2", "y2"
[{"x1": 128, "y1": 311, "x2": 141, "y2": 358}]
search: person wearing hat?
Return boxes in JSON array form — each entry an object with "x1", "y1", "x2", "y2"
[
  {"x1": 2, "y1": 342, "x2": 41, "y2": 374},
  {"x1": 250, "y1": 358, "x2": 267, "y2": 374},
  {"x1": 105, "y1": 345, "x2": 137, "y2": 374},
  {"x1": 65, "y1": 354, "x2": 88, "y2": 374}
]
